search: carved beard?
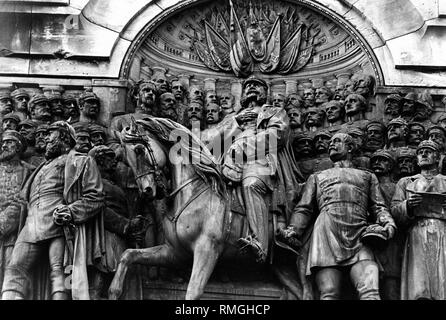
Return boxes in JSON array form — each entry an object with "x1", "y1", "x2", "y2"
[
  {"x1": 0, "y1": 149, "x2": 17, "y2": 162},
  {"x1": 45, "y1": 137, "x2": 67, "y2": 160},
  {"x1": 140, "y1": 101, "x2": 154, "y2": 114}
]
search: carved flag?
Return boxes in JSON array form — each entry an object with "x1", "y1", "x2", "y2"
[
  {"x1": 229, "y1": 0, "x2": 253, "y2": 77},
  {"x1": 204, "y1": 21, "x2": 231, "y2": 71},
  {"x1": 246, "y1": 2, "x2": 266, "y2": 62},
  {"x1": 192, "y1": 31, "x2": 220, "y2": 72},
  {"x1": 259, "y1": 16, "x2": 281, "y2": 73},
  {"x1": 278, "y1": 24, "x2": 303, "y2": 74}
]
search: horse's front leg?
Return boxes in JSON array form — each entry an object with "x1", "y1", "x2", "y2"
[
  {"x1": 108, "y1": 244, "x2": 177, "y2": 300},
  {"x1": 185, "y1": 235, "x2": 223, "y2": 300}
]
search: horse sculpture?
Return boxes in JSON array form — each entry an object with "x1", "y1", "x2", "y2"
[{"x1": 108, "y1": 117, "x2": 303, "y2": 300}]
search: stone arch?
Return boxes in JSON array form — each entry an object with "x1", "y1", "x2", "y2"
[{"x1": 115, "y1": 0, "x2": 387, "y2": 85}]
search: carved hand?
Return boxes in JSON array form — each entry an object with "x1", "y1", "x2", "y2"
[
  {"x1": 382, "y1": 224, "x2": 396, "y2": 239},
  {"x1": 53, "y1": 206, "x2": 73, "y2": 226},
  {"x1": 407, "y1": 193, "x2": 422, "y2": 209}
]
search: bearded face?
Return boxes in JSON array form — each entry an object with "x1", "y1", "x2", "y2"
[
  {"x1": 398, "y1": 157, "x2": 416, "y2": 176},
  {"x1": 45, "y1": 130, "x2": 69, "y2": 160},
  {"x1": 19, "y1": 124, "x2": 36, "y2": 145},
  {"x1": 35, "y1": 130, "x2": 48, "y2": 153},
  {"x1": 50, "y1": 98, "x2": 64, "y2": 116},
  {"x1": 0, "y1": 140, "x2": 19, "y2": 162},
  {"x1": 242, "y1": 82, "x2": 267, "y2": 107},
  {"x1": 139, "y1": 87, "x2": 156, "y2": 112}
]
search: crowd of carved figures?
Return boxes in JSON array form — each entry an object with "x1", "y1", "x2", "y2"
[{"x1": 0, "y1": 68, "x2": 445, "y2": 300}]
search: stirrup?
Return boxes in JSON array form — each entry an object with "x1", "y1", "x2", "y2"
[{"x1": 238, "y1": 235, "x2": 267, "y2": 263}]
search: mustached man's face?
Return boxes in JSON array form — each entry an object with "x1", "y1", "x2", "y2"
[{"x1": 0, "y1": 140, "x2": 19, "y2": 162}]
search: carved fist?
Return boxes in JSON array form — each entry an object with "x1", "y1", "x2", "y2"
[{"x1": 53, "y1": 206, "x2": 73, "y2": 226}]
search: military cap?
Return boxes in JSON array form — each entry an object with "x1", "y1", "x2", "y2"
[
  {"x1": 417, "y1": 140, "x2": 441, "y2": 154},
  {"x1": 79, "y1": 91, "x2": 99, "y2": 105},
  {"x1": 417, "y1": 91, "x2": 433, "y2": 111},
  {"x1": 366, "y1": 120, "x2": 386, "y2": 132},
  {"x1": 0, "y1": 91, "x2": 12, "y2": 101},
  {"x1": 138, "y1": 80, "x2": 157, "y2": 92},
  {"x1": 408, "y1": 121, "x2": 426, "y2": 131},
  {"x1": 2, "y1": 113, "x2": 21, "y2": 124},
  {"x1": 242, "y1": 76, "x2": 267, "y2": 90},
  {"x1": 11, "y1": 88, "x2": 30, "y2": 100},
  {"x1": 313, "y1": 130, "x2": 332, "y2": 141},
  {"x1": 426, "y1": 124, "x2": 446, "y2": 136},
  {"x1": 72, "y1": 122, "x2": 89, "y2": 133},
  {"x1": 45, "y1": 92, "x2": 64, "y2": 102},
  {"x1": 2, "y1": 130, "x2": 27, "y2": 153},
  {"x1": 396, "y1": 147, "x2": 416, "y2": 160},
  {"x1": 28, "y1": 94, "x2": 49, "y2": 110},
  {"x1": 370, "y1": 149, "x2": 395, "y2": 165},
  {"x1": 342, "y1": 125, "x2": 364, "y2": 137},
  {"x1": 88, "y1": 145, "x2": 115, "y2": 160},
  {"x1": 384, "y1": 94, "x2": 402, "y2": 104},
  {"x1": 62, "y1": 94, "x2": 78, "y2": 103},
  {"x1": 294, "y1": 132, "x2": 313, "y2": 142},
  {"x1": 35, "y1": 124, "x2": 49, "y2": 134},
  {"x1": 387, "y1": 117, "x2": 408, "y2": 129},
  {"x1": 438, "y1": 113, "x2": 446, "y2": 123},
  {"x1": 402, "y1": 92, "x2": 418, "y2": 102},
  {"x1": 89, "y1": 123, "x2": 107, "y2": 136},
  {"x1": 48, "y1": 121, "x2": 76, "y2": 147},
  {"x1": 18, "y1": 119, "x2": 38, "y2": 129}
]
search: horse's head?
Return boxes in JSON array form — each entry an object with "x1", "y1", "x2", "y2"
[{"x1": 121, "y1": 118, "x2": 167, "y2": 200}]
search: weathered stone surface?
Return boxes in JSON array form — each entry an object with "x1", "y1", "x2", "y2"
[
  {"x1": 354, "y1": 0, "x2": 424, "y2": 41},
  {"x1": 82, "y1": 0, "x2": 152, "y2": 34},
  {"x1": 119, "y1": 3, "x2": 163, "y2": 41}
]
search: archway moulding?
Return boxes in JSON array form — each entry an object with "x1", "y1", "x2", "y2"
[{"x1": 0, "y1": 0, "x2": 444, "y2": 88}]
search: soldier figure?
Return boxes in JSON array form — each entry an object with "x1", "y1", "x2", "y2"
[
  {"x1": 395, "y1": 147, "x2": 418, "y2": 179},
  {"x1": 220, "y1": 76, "x2": 289, "y2": 263},
  {"x1": 27, "y1": 124, "x2": 48, "y2": 167},
  {"x1": 391, "y1": 140, "x2": 446, "y2": 300},
  {"x1": 78, "y1": 90, "x2": 102, "y2": 126},
  {"x1": 324, "y1": 100, "x2": 345, "y2": 128},
  {"x1": 220, "y1": 91, "x2": 236, "y2": 117},
  {"x1": 401, "y1": 92, "x2": 417, "y2": 122},
  {"x1": 0, "y1": 130, "x2": 34, "y2": 289},
  {"x1": 17, "y1": 119, "x2": 37, "y2": 162},
  {"x1": 110, "y1": 81, "x2": 158, "y2": 133},
  {"x1": 386, "y1": 118, "x2": 408, "y2": 150},
  {"x1": 285, "y1": 93, "x2": 303, "y2": 112},
  {"x1": 302, "y1": 88, "x2": 316, "y2": 109},
  {"x1": 63, "y1": 94, "x2": 80, "y2": 124},
  {"x1": 0, "y1": 92, "x2": 13, "y2": 124},
  {"x1": 28, "y1": 94, "x2": 51, "y2": 125},
  {"x1": 426, "y1": 125, "x2": 446, "y2": 153},
  {"x1": 73, "y1": 125, "x2": 93, "y2": 154},
  {"x1": 2, "y1": 113, "x2": 20, "y2": 132},
  {"x1": 10, "y1": 89, "x2": 30, "y2": 121},
  {"x1": 46, "y1": 92, "x2": 66, "y2": 123},
  {"x1": 312, "y1": 130, "x2": 334, "y2": 172},
  {"x1": 171, "y1": 79, "x2": 188, "y2": 124},
  {"x1": 281, "y1": 132, "x2": 396, "y2": 300},
  {"x1": 1, "y1": 121, "x2": 104, "y2": 300},
  {"x1": 292, "y1": 132, "x2": 315, "y2": 180},
  {"x1": 315, "y1": 86, "x2": 332, "y2": 107},
  {"x1": 352, "y1": 73, "x2": 375, "y2": 99},
  {"x1": 272, "y1": 93, "x2": 286, "y2": 109},
  {"x1": 363, "y1": 120, "x2": 386, "y2": 155},
  {"x1": 158, "y1": 92, "x2": 178, "y2": 122},
  {"x1": 185, "y1": 100, "x2": 205, "y2": 132},
  {"x1": 384, "y1": 94, "x2": 402, "y2": 120},
  {"x1": 344, "y1": 93, "x2": 367, "y2": 124},
  {"x1": 407, "y1": 122, "x2": 426, "y2": 149},
  {"x1": 87, "y1": 146, "x2": 146, "y2": 300},
  {"x1": 370, "y1": 149, "x2": 402, "y2": 300},
  {"x1": 89, "y1": 124, "x2": 107, "y2": 147},
  {"x1": 287, "y1": 107, "x2": 303, "y2": 134},
  {"x1": 304, "y1": 106, "x2": 325, "y2": 132}
]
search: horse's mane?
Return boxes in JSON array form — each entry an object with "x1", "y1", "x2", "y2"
[{"x1": 136, "y1": 117, "x2": 227, "y2": 198}]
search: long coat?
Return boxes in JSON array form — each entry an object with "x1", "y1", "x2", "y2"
[
  {"x1": 391, "y1": 173, "x2": 446, "y2": 300},
  {"x1": 20, "y1": 150, "x2": 105, "y2": 299}
]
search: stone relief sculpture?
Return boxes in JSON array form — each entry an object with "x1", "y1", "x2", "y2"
[{"x1": 1, "y1": 0, "x2": 446, "y2": 302}]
